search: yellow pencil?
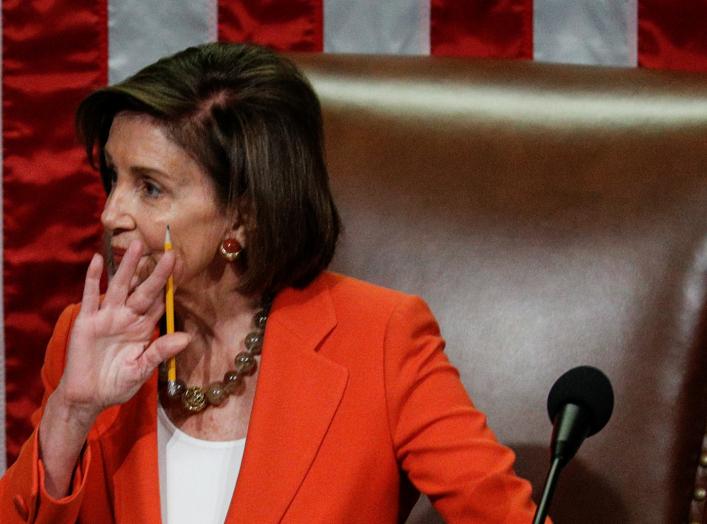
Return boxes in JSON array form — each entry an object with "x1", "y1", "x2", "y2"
[{"x1": 164, "y1": 225, "x2": 176, "y2": 382}]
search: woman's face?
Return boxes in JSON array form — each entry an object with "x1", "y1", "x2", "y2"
[{"x1": 101, "y1": 112, "x2": 237, "y2": 289}]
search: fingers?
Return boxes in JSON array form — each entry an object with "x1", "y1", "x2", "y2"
[
  {"x1": 140, "y1": 333, "x2": 191, "y2": 371},
  {"x1": 125, "y1": 251, "x2": 176, "y2": 313},
  {"x1": 80, "y1": 254, "x2": 103, "y2": 314},
  {"x1": 129, "y1": 275, "x2": 140, "y2": 293},
  {"x1": 104, "y1": 240, "x2": 143, "y2": 307},
  {"x1": 143, "y1": 294, "x2": 165, "y2": 326}
]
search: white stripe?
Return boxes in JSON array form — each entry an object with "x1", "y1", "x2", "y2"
[
  {"x1": 324, "y1": 0, "x2": 430, "y2": 55},
  {"x1": 108, "y1": 0, "x2": 218, "y2": 84},
  {"x1": 534, "y1": 0, "x2": 638, "y2": 67},
  {"x1": 0, "y1": 3, "x2": 6, "y2": 475}
]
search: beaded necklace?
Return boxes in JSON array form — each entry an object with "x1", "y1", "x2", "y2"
[{"x1": 158, "y1": 299, "x2": 271, "y2": 414}]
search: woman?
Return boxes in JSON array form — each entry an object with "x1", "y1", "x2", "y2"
[{"x1": 1, "y1": 43, "x2": 542, "y2": 523}]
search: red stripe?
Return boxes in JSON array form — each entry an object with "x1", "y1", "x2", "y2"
[
  {"x1": 638, "y1": 0, "x2": 707, "y2": 72},
  {"x1": 2, "y1": 0, "x2": 107, "y2": 464},
  {"x1": 218, "y1": 0, "x2": 323, "y2": 52},
  {"x1": 431, "y1": 0, "x2": 533, "y2": 59}
]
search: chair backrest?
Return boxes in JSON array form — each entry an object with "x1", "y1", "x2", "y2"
[{"x1": 293, "y1": 53, "x2": 707, "y2": 523}]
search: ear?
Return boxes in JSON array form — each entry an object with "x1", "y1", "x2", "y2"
[
  {"x1": 225, "y1": 208, "x2": 249, "y2": 249},
  {"x1": 232, "y1": 221, "x2": 248, "y2": 249}
]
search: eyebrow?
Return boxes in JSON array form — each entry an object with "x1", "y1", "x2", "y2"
[{"x1": 103, "y1": 150, "x2": 171, "y2": 180}]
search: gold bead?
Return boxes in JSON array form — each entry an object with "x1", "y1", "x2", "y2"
[
  {"x1": 694, "y1": 487, "x2": 707, "y2": 502},
  {"x1": 182, "y1": 386, "x2": 207, "y2": 412},
  {"x1": 700, "y1": 453, "x2": 707, "y2": 468}
]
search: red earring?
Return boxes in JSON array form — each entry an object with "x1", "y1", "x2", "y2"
[{"x1": 220, "y1": 238, "x2": 242, "y2": 262}]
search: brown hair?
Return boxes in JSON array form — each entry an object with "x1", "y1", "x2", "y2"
[{"x1": 76, "y1": 43, "x2": 340, "y2": 295}]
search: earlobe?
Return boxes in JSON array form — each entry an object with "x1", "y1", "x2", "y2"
[
  {"x1": 220, "y1": 237, "x2": 243, "y2": 262},
  {"x1": 220, "y1": 209, "x2": 249, "y2": 261}
]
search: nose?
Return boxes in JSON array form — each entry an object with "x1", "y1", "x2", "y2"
[{"x1": 100, "y1": 183, "x2": 135, "y2": 234}]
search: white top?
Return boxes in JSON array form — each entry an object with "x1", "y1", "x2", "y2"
[{"x1": 157, "y1": 404, "x2": 246, "y2": 524}]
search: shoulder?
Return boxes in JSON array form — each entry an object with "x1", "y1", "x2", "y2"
[
  {"x1": 321, "y1": 271, "x2": 429, "y2": 315},
  {"x1": 322, "y1": 271, "x2": 410, "y2": 306},
  {"x1": 318, "y1": 271, "x2": 439, "y2": 335}
]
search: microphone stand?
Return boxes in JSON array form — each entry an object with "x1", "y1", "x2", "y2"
[
  {"x1": 533, "y1": 404, "x2": 589, "y2": 524},
  {"x1": 532, "y1": 457, "x2": 561, "y2": 524}
]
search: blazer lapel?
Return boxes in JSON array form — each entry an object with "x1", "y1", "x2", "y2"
[
  {"x1": 227, "y1": 274, "x2": 349, "y2": 523},
  {"x1": 110, "y1": 372, "x2": 163, "y2": 524}
]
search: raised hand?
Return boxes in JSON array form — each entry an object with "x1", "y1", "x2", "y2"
[
  {"x1": 57, "y1": 239, "x2": 191, "y2": 419},
  {"x1": 37, "y1": 240, "x2": 190, "y2": 498}
]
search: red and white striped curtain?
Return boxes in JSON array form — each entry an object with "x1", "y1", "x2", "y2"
[{"x1": 2, "y1": 0, "x2": 707, "y2": 471}]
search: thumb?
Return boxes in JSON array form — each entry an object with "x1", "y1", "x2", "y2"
[{"x1": 141, "y1": 332, "x2": 191, "y2": 370}]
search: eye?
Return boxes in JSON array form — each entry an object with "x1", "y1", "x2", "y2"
[{"x1": 141, "y1": 178, "x2": 162, "y2": 198}]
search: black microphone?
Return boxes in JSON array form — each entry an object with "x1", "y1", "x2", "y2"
[{"x1": 532, "y1": 366, "x2": 614, "y2": 524}]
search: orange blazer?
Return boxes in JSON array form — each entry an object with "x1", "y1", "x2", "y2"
[{"x1": 1, "y1": 272, "x2": 540, "y2": 523}]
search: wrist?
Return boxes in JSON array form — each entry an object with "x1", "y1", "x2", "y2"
[
  {"x1": 49, "y1": 386, "x2": 100, "y2": 429},
  {"x1": 39, "y1": 388, "x2": 97, "y2": 500}
]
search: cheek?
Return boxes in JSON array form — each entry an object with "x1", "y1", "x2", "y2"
[{"x1": 175, "y1": 246, "x2": 217, "y2": 278}]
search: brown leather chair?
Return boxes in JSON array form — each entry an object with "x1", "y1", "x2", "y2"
[{"x1": 292, "y1": 54, "x2": 707, "y2": 523}]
